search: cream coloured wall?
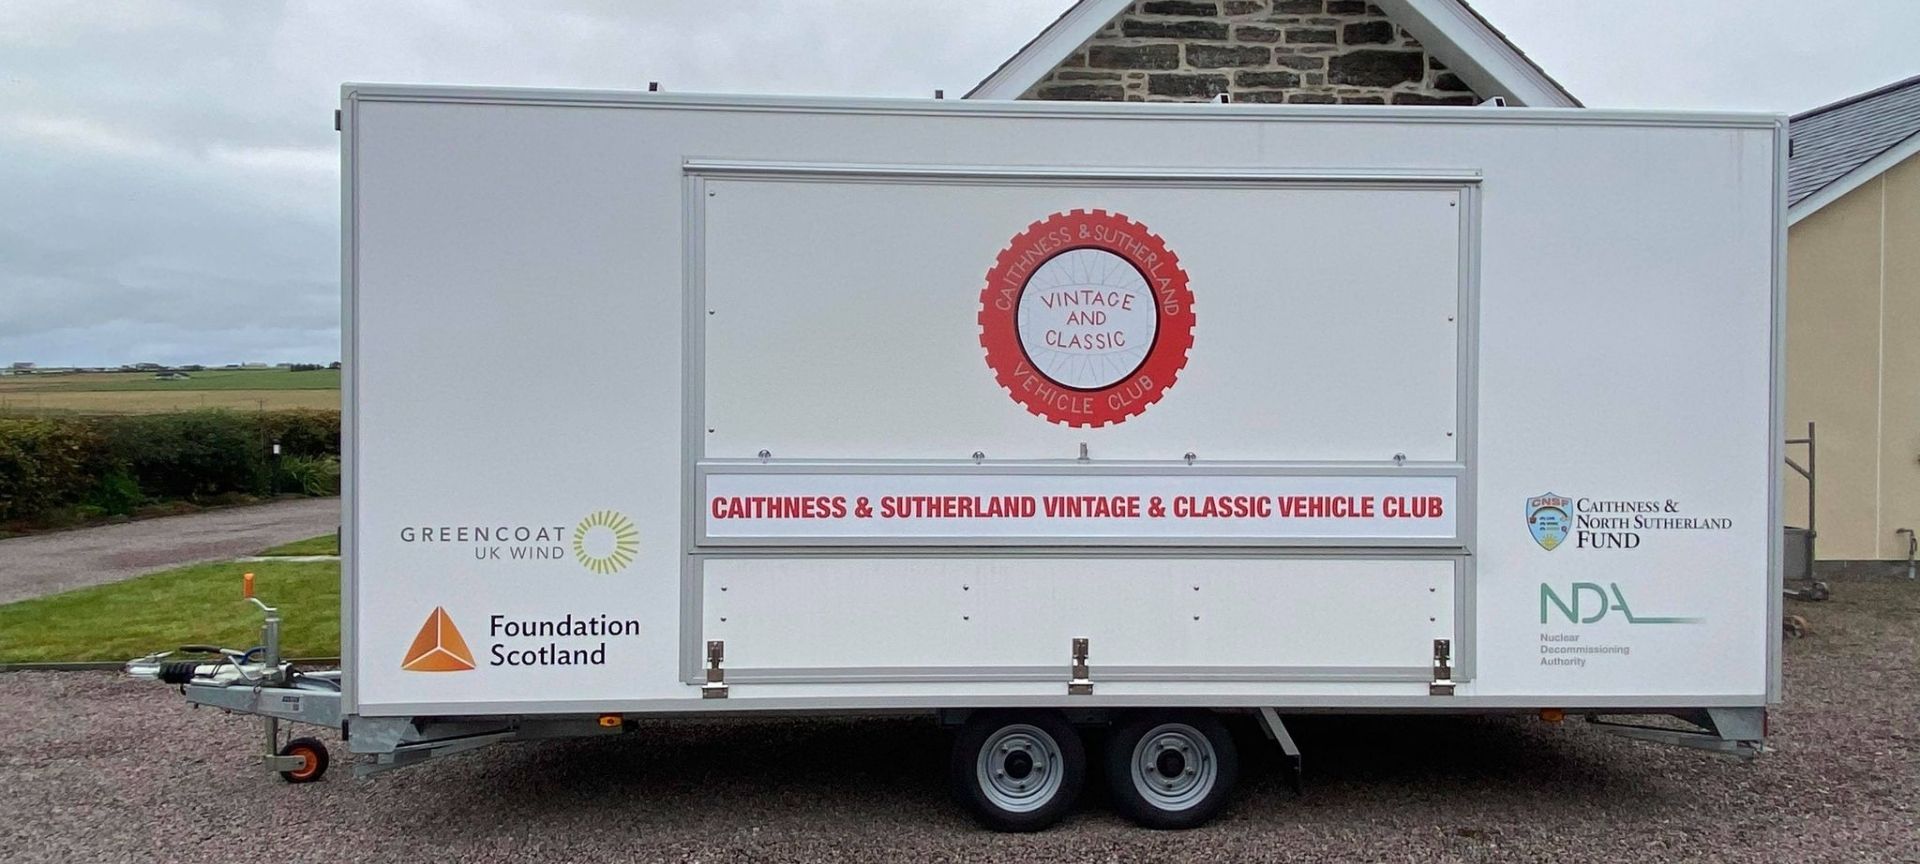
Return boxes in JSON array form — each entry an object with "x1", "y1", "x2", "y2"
[
  {"x1": 1878, "y1": 154, "x2": 1920, "y2": 560},
  {"x1": 1786, "y1": 151, "x2": 1920, "y2": 559}
]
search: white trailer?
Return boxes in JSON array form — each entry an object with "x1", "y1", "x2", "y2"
[{"x1": 131, "y1": 84, "x2": 1786, "y2": 830}]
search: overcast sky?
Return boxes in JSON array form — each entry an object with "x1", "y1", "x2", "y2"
[{"x1": 3, "y1": 0, "x2": 1915, "y2": 367}]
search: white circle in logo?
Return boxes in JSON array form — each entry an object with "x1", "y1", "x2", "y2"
[
  {"x1": 573, "y1": 510, "x2": 637, "y2": 575},
  {"x1": 1016, "y1": 248, "x2": 1157, "y2": 390}
]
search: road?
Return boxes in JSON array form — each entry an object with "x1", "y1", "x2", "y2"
[
  {"x1": 0, "y1": 583, "x2": 1914, "y2": 863},
  {"x1": 0, "y1": 497, "x2": 339, "y2": 604}
]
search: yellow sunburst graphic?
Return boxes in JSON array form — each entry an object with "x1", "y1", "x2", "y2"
[{"x1": 573, "y1": 510, "x2": 639, "y2": 574}]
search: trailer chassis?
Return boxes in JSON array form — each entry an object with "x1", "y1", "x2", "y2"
[
  {"x1": 124, "y1": 586, "x2": 1764, "y2": 801},
  {"x1": 124, "y1": 584, "x2": 344, "y2": 781}
]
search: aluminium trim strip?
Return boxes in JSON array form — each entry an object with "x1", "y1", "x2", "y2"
[
  {"x1": 339, "y1": 87, "x2": 361, "y2": 717},
  {"x1": 694, "y1": 547, "x2": 1472, "y2": 559},
  {"x1": 341, "y1": 84, "x2": 1780, "y2": 129},
  {"x1": 1456, "y1": 179, "x2": 1484, "y2": 683},
  {"x1": 358, "y1": 692, "x2": 1776, "y2": 717},
  {"x1": 698, "y1": 461, "x2": 1466, "y2": 475},
  {"x1": 679, "y1": 172, "x2": 711, "y2": 685},
  {"x1": 684, "y1": 159, "x2": 1483, "y2": 185},
  {"x1": 1768, "y1": 117, "x2": 1788, "y2": 703},
  {"x1": 725, "y1": 665, "x2": 1431, "y2": 685},
  {"x1": 696, "y1": 536, "x2": 1464, "y2": 550}
]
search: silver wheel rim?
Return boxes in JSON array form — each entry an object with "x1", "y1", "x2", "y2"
[
  {"x1": 1129, "y1": 723, "x2": 1217, "y2": 811},
  {"x1": 975, "y1": 724, "x2": 1066, "y2": 813}
]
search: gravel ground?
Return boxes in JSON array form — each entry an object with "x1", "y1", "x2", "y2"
[
  {"x1": 1, "y1": 582, "x2": 1913, "y2": 863},
  {"x1": 0, "y1": 498, "x2": 339, "y2": 604}
]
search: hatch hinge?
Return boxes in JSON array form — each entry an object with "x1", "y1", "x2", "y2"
[
  {"x1": 702, "y1": 640, "x2": 728, "y2": 699},
  {"x1": 1068, "y1": 638, "x2": 1092, "y2": 695},
  {"x1": 333, "y1": 109, "x2": 341, "y2": 132},
  {"x1": 1430, "y1": 638, "x2": 1455, "y2": 696}
]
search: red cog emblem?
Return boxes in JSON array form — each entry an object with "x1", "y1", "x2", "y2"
[{"x1": 978, "y1": 209, "x2": 1196, "y2": 427}]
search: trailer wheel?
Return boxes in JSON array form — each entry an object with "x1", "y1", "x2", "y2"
[
  {"x1": 951, "y1": 711, "x2": 1085, "y2": 831},
  {"x1": 278, "y1": 737, "x2": 330, "y2": 784},
  {"x1": 1106, "y1": 711, "x2": 1238, "y2": 829}
]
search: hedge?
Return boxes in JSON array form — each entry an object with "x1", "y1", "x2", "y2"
[{"x1": 0, "y1": 409, "x2": 340, "y2": 526}]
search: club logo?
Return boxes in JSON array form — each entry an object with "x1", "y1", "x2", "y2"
[
  {"x1": 978, "y1": 209, "x2": 1195, "y2": 427},
  {"x1": 573, "y1": 510, "x2": 639, "y2": 574},
  {"x1": 1526, "y1": 493, "x2": 1572, "y2": 551},
  {"x1": 401, "y1": 606, "x2": 475, "y2": 672}
]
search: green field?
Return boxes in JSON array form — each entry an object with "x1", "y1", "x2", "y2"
[
  {"x1": 0, "y1": 368, "x2": 339, "y2": 392},
  {"x1": 0, "y1": 559, "x2": 340, "y2": 662},
  {"x1": 0, "y1": 369, "x2": 339, "y2": 414},
  {"x1": 260, "y1": 533, "x2": 340, "y2": 556}
]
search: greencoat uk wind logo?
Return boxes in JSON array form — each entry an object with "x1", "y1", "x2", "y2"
[{"x1": 573, "y1": 510, "x2": 639, "y2": 574}]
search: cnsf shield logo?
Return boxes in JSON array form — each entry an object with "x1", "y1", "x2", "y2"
[
  {"x1": 978, "y1": 209, "x2": 1196, "y2": 427},
  {"x1": 1526, "y1": 493, "x2": 1571, "y2": 551}
]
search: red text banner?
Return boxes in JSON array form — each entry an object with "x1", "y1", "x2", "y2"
[{"x1": 702, "y1": 472, "x2": 1459, "y2": 544}]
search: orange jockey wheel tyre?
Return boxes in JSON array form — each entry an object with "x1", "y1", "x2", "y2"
[{"x1": 278, "y1": 737, "x2": 330, "y2": 784}]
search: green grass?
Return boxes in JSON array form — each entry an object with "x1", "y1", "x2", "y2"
[
  {"x1": 260, "y1": 533, "x2": 340, "y2": 557},
  {"x1": 0, "y1": 369, "x2": 340, "y2": 393},
  {"x1": 0, "y1": 560, "x2": 340, "y2": 662}
]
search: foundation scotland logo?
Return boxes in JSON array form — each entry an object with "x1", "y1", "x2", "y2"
[
  {"x1": 401, "y1": 606, "x2": 476, "y2": 672},
  {"x1": 1526, "y1": 493, "x2": 1572, "y2": 551},
  {"x1": 573, "y1": 510, "x2": 639, "y2": 574},
  {"x1": 978, "y1": 209, "x2": 1196, "y2": 427}
]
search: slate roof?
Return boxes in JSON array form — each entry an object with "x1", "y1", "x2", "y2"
[{"x1": 1789, "y1": 73, "x2": 1920, "y2": 208}]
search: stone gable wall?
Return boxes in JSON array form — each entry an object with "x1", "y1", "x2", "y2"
[{"x1": 1022, "y1": 0, "x2": 1480, "y2": 105}]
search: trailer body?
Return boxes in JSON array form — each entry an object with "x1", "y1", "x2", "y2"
[{"x1": 338, "y1": 86, "x2": 1783, "y2": 729}]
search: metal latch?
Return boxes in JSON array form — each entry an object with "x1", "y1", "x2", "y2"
[
  {"x1": 702, "y1": 640, "x2": 728, "y2": 699},
  {"x1": 1069, "y1": 638, "x2": 1092, "y2": 695},
  {"x1": 1430, "y1": 638, "x2": 1455, "y2": 696}
]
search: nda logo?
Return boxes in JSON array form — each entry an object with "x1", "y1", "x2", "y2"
[
  {"x1": 1540, "y1": 583, "x2": 1702, "y2": 625},
  {"x1": 401, "y1": 606, "x2": 476, "y2": 672}
]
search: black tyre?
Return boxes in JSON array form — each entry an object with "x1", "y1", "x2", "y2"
[
  {"x1": 1105, "y1": 710, "x2": 1238, "y2": 829},
  {"x1": 277, "y1": 737, "x2": 329, "y2": 784},
  {"x1": 950, "y1": 710, "x2": 1086, "y2": 832}
]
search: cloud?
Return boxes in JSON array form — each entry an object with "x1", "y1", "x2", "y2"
[
  {"x1": 4, "y1": 0, "x2": 1917, "y2": 366},
  {"x1": 1472, "y1": 0, "x2": 1920, "y2": 112},
  {"x1": 0, "y1": 0, "x2": 1068, "y2": 366}
]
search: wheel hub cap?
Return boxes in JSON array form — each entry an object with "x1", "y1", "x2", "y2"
[
  {"x1": 976, "y1": 725, "x2": 1065, "y2": 813},
  {"x1": 1130, "y1": 723, "x2": 1218, "y2": 810}
]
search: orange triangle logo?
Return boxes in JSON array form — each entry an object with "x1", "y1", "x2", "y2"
[{"x1": 401, "y1": 606, "x2": 476, "y2": 672}]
